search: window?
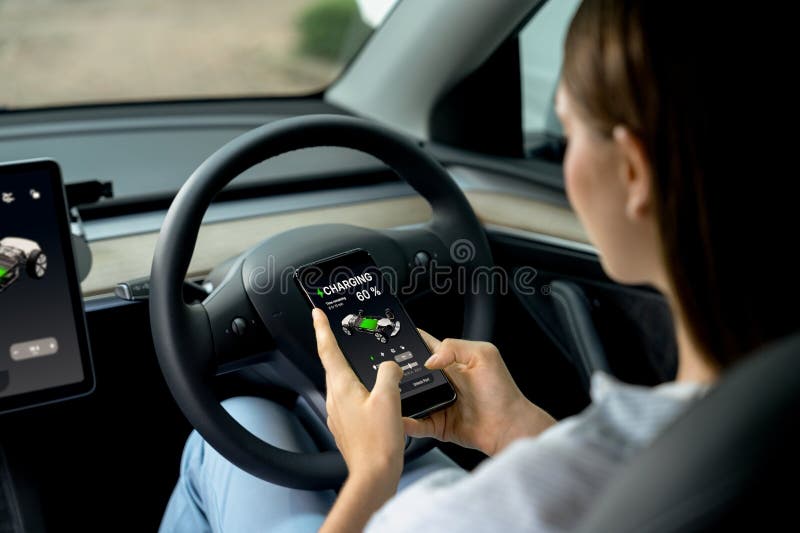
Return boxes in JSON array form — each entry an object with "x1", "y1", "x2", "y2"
[
  {"x1": 0, "y1": 0, "x2": 376, "y2": 110},
  {"x1": 519, "y1": 0, "x2": 582, "y2": 152}
]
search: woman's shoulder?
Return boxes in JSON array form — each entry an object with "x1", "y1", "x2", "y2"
[
  {"x1": 530, "y1": 371, "x2": 711, "y2": 460},
  {"x1": 590, "y1": 371, "x2": 711, "y2": 404}
]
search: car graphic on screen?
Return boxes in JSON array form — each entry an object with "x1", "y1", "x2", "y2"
[
  {"x1": 341, "y1": 308, "x2": 400, "y2": 343},
  {"x1": 0, "y1": 237, "x2": 48, "y2": 294}
]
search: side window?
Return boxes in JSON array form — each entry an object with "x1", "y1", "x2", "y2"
[{"x1": 519, "y1": 0, "x2": 582, "y2": 157}]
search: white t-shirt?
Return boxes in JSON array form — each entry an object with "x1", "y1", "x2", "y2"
[{"x1": 367, "y1": 372, "x2": 710, "y2": 532}]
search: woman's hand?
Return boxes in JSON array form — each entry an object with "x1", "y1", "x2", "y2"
[
  {"x1": 313, "y1": 308, "x2": 405, "y2": 485},
  {"x1": 404, "y1": 331, "x2": 556, "y2": 456}
]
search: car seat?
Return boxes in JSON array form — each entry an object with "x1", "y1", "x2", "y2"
[{"x1": 575, "y1": 330, "x2": 800, "y2": 531}]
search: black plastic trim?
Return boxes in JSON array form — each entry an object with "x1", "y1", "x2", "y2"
[
  {"x1": 76, "y1": 167, "x2": 400, "y2": 220},
  {"x1": 0, "y1": 96, "x2": 339, "y2": 125},
  {"x1": 430, "y1": 36, "x2": 524, "y2": 158}
]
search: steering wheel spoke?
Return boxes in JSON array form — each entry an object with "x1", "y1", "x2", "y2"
[
  {"x1": 202, "y1": 268, "x2": 274, "y2": 373},
  {"x1": 382, "y1": 223, "x2": 496, "y2": 342},
  {"x1": 381, "y1": 224, "x2": 448, "y2": 300}
]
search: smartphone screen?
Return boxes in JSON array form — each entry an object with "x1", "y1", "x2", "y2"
[{"x1": 294, "y1": 249, "x2": 456, "y2": 418}]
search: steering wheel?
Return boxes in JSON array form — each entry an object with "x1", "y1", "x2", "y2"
[{"x1": 149, "y1": 114, "x2": 495, "y2": 490}]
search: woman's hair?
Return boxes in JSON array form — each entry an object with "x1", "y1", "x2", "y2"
[{"x1": 562, "y1": 0, "x2": 795, "y2": 368}]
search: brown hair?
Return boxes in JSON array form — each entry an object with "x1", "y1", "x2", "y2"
[{"x1": 562, "y1": 0, "x2": 796, "y2": 368}]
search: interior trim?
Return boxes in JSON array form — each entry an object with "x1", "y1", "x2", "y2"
[
  {"x1": 484, "y1": 224, "x2": 596, "y2": 256},
  {"x1": 80, "y1": 189, "x2": 587, "y2": 295},
  {"x1": 81, "y1": 196, "x2": 432, "y2": 295},
  {"x1": 327, "y1": 0, "x2": 540, "y2": 138},
  {"x1": 466, "y1": 190, "x2": 588, "y2": 244},
  {"x1": 82, "y1": 181, "x2": 414, "y2": 241}
]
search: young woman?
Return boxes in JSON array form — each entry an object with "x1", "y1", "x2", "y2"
[{"x1": 160, "y1": 1, "x2": 794, "y2": 531}]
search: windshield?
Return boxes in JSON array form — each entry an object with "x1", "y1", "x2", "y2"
[{"x1": 0, "y1": 0, "x2": 378, "y2": 110}]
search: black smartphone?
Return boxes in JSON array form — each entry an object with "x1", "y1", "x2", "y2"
[{"x1": 294, "y1": 249, "x2": 456, "y2": 418}]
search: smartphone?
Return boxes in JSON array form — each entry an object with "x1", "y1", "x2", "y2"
[{"x1": 294, "y1": 249, "x2": 456, "y2": 418}]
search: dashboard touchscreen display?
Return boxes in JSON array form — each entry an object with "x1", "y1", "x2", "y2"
[{"x1": 0, "y1": 159, "x2": 94, "y2": 414}]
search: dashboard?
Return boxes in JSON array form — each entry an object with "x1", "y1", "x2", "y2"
[{"x1": 0, "y1": 108, "x2": 590, "y2": 414}]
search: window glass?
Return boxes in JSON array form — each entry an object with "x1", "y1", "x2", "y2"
[
  {"x1": 519, "y1": 0, "x2": 582, "y2": 140},
  {"x1": 0, "y1": 0, "x2": 377, "y2": 110}
]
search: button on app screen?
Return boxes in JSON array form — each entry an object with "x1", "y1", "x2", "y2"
[{"x1": 299, "y1": 253, "x2": 446, "y2": 398}]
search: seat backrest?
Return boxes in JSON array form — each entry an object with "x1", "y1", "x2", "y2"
[{"x1": 575, "y1": 330, "x2": 800, "y2": 532}]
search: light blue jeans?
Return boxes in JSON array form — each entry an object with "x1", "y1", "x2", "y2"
[{"x1": 159, "y1": 396, "x2": 459, "y2": 533}]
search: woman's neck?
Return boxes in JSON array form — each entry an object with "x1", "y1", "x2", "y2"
[
  {"x1": 661, "y1": 289, "x2": 718, "y2": 383},
  {"x1": 654, "y1": 275, "x2": 718, "y2": 383},
  {"x1": 673, "y1": 316, "x2": 718, "y2": 383}
]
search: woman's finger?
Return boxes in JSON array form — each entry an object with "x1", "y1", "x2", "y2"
[
  {"x1": 373, "y1": 361, "x2": 403, "y2": 397},
  {"x1": 312, "y1": 308, "x2": 354, "y2": 378},
  {"x1": 417, "y1": 328, "x2": 442, "y2": 352},
  {"x1": 424, "y1": 338, "x2": 477, "y2": 369}
]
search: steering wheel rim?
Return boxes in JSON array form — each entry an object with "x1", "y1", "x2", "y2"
[{"x1": 150, "y1": 114, "x2": 494, "y2": 489}]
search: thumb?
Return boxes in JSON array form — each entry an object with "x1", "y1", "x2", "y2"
[
  {"x1": 373, "y1": 361, "x2": 403, "y2": 395},
  {"x1": 424, "y1": 338, "x2": 472, "y2": 369}
]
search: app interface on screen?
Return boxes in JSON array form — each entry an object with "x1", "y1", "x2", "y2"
[
  {"x1": 299, "y1": 252, "x2": 448, "y2": 399},
  {"x1": 0, "y1": 167, "x2": 85, "y2": 398}
]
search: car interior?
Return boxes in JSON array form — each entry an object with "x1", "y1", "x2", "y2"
[{"x1": 0, "y1": 0, "x2": 796, "y2": 531}]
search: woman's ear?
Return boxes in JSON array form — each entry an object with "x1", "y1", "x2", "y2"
[{"x1": 613, "y1": 125, "x2": 653, "y2": 220}]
